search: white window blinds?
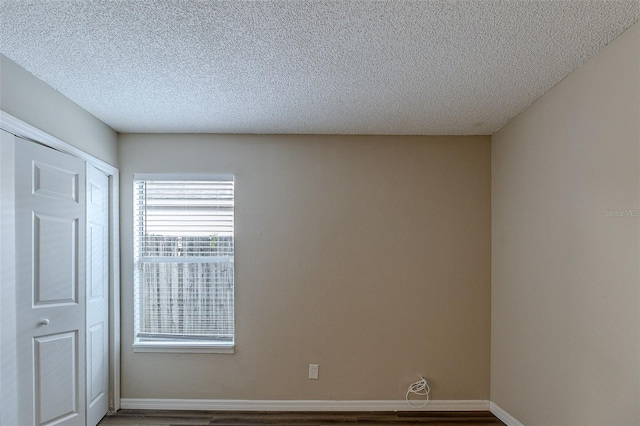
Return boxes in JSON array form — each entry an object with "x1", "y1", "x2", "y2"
[{"x1": 134, "y1": 178, "x2": 234, "y2": 347}]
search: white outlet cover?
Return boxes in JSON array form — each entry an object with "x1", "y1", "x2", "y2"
[{"x1": 309, "y1": 364, "x2": 318, "y2": 379}]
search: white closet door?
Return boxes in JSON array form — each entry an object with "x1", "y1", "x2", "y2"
[
  {"x1": 86, "y1": 164, "x2": 109, "y2": 426},
  {"x1": 15, "y1": 136, "x2": 86, "y2": 426}
]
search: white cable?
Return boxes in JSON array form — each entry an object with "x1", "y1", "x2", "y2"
[{"x1": 405, "y1": 376, "x2": 430, "y2": 408}]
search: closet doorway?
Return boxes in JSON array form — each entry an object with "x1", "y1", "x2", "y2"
[{"x1": 0, "y1": 116, "x2": 119, "y2": 426}]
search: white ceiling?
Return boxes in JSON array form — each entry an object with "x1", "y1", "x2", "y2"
[{"x1": 0, "y1": 1, "x2": 638, "y2": 135}]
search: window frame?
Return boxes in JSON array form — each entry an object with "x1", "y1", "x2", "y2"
[{"x1": 132, "y1": 173, "x2": 235, "y2": 354}]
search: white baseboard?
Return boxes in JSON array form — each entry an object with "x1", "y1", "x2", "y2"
[
  {"x1": 489, "y1": 402, "x2": 524, "y2": 426},
  {"x1": 120, "y1": 398, "x2": 490, "y2": 412}
]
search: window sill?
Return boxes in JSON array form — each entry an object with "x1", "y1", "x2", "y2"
[{"x1": 133, "y1": 340, "x2": 235, "y2": 354}]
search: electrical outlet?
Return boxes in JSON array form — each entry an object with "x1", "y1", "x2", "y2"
[{"x1": 308, "y1": 364, "x2": 319, "y2": 379}]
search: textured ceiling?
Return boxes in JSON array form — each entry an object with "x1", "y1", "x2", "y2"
[{"x1": 0, "y1": 1, "x2": 638, "y2": 135}]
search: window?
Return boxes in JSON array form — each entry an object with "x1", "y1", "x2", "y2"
[{"x1": 133, "y1": 175, "x2": 234, "y2": 353}]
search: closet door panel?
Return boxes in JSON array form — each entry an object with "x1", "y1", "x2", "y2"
[
  {"x1": 86, "y1": 164, "x2": 110, "y2": 426},
  {"x1": 15, "y1": 136, "x2": 86, "y2": 426}
]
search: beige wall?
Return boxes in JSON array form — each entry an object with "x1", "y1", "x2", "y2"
[
  {"x1": 119, "y1": 134, "x2": 491, "y2": 400},
  {"x1": 0, "y1": 54, "x2": 117, "y2": 166},
  {"x1": 491, "y1": 22, "x2": 640, "y2": 425}
]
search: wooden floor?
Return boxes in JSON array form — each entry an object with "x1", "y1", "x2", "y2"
[{"x1": 98, "y1": 409, "x2": 506, "y2": 425}]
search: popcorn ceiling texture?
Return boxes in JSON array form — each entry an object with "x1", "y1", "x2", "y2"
[{"x1": 0, "y1": 1, "x2": 638, "y2": 135}]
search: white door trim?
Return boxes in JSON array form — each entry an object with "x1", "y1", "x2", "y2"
[
  {"x1": 0, "y1": 129, "x2": 19, "y2": 426},
  {"x1": 0, "y1": 110, "x2": 121, "y2": 413}
]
